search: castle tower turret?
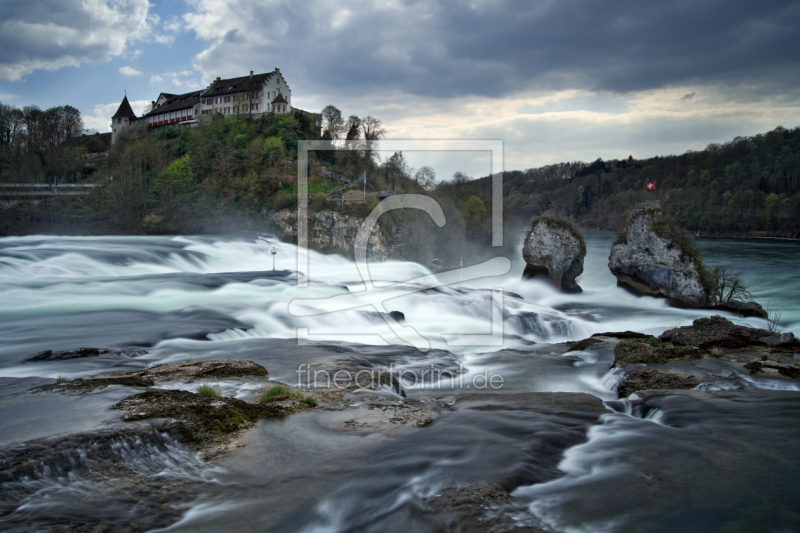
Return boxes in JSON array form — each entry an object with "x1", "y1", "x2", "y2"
[{"x1": 111, "y1": 95, "x2": 137, "y2": 143}]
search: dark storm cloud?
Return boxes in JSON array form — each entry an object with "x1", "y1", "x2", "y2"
[{"x1": 189, "y1": 0, "x2": 800, "y2": 98}]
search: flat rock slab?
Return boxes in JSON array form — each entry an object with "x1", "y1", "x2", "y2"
[
  {"x1": 659, "y1": 315, "x2": 795, "y2": 350},
  {"x1": 140, "y1": 359, "x2": 268, "y2": 382},
  {"x1": 617, "y1": 369, "x2": 705, "y2": 398},
  {"x1": 613, "y1": 338, "x2": 707, "y2": 368},
  {"x1": 112, "y1": 388, "x2": 312, "y2": 449}
]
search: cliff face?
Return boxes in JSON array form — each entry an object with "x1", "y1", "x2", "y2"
[
  {"x1": 269, "y1": 209, "x2": 388, "y2": 261},
  {"x1": 609, "y1": 209, "x2": 706, "y2": 307},
  {"x1": 522, "y1": 216, "x2": 586, "y2": 292}
]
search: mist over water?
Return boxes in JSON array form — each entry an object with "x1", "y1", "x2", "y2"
[
  {"x1": 1, "y1": 232, "x2": 795, "y2": 366},
  {"x1": 0, "y1": 232, "x2": 798, "y2": 532}
]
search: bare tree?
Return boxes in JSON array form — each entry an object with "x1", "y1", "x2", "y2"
[
  {"x1": 414, "y1": 166, "x2": 436, "y2": 191},
  {"x1": 705, "y1": 266, "x2": 752, "y2": 305},
  {"x1": 361, "y1": 116, "x2": 385, "y2": 160}
]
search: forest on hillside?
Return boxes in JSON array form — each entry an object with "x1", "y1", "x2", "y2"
[
  {"x1": 453, "y1": 125, "x2": 800, "y2": 238},
  {"x1": 1, "y1": 96, "x2": 799, "y2": 261}
]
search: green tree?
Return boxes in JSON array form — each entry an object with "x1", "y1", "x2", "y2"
[
  {"x1": 764, "y1": 193, "x2": 780, "y2": 221},
  {"x1": 465, "y1": 195, "x2": 486, "y2": 221}
]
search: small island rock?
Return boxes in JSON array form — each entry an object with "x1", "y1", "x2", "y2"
[{"x1": 522, "y1": 216, "x2": 586, "y2": 293}]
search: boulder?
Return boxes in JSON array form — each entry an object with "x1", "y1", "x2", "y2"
[
  {"x1": 743, "y1": 360, "x2": 800, "y2": 379},
  {"x1": 609, "y1": 208, "x2": 706, "y2": 307},
  {"x1": 708, "y1": 300, "x2": 768, "y2": 319},
  {"x1": 617, "y1": 369, "x2": 705, "y2": 398},
  {"x1": 658, "y1": 315, "x2": 774, "y2": 349},
  {"x1": 522, "y1": 216, "x2": 586, "y2": 292}
]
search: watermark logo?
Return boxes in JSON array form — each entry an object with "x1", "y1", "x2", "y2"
[
  {"x1": 289, "y1": 140, "x2": 507, "y2": 352},
  {"x1": 296, "y1": 364, "x2": 505, "y2": 392}
]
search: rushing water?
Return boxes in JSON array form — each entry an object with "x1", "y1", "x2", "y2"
[{"x1": 0, "y1": 232, "x2": 798, "y2": 532}]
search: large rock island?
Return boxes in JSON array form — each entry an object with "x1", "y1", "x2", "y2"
[
  {"x1": 522, "y1": 215, "x2": 586, "y2": 292},
  {"x1": 608, "y1": 208, "x2": 706, "y2": 307}
]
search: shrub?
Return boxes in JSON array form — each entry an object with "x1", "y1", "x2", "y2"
[
  {"x1": 310, "y1": 193, "x2": 329, "y2": 212},
  {"x1": 196, "y1": 383, "x2": 221, "y2": 397},
  {"x1": 703, "y1": 266, "x2": 752, "y2": 305},
  {"x1": 55, "y1": 375, "x2": 69, "y2": 384}
]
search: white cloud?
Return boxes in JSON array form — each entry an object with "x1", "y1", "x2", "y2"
[
  {"x1": 83, "y1": 99, "x2": 150, "y2": 132},
  {"x1": 129, "y1": 49, "x2": 143, "y2": 60},
  {"x1": 0, "y1": 0, "x2": 153, "y2": 82},
  {"x1": 119, "y1": 66, "x2": 143, "y2": 77},
  {"x1": 293, "y1": 84, "x2": 800, "y2": 175},
  {"x1": 155, "y1": 70, "x2": 202, "y2": 90},
  {"x1": 0, "y1": 93, "x2": 18, "y2": 102}
]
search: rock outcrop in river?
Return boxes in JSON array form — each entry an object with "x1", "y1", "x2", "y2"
[
  {"x1": 522, "y1": 215, "x2": 586, "y2": 292},
  {"x1": 269, "y1": 209, "x2": 388, "y2": 261},
  {"x1": 608, "y1": 208, "x2": 706, "y2": 306}
]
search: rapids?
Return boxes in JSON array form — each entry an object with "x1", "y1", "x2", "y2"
[{"x1": 0, "y1": 232, "x2": 798, "y2": 532}]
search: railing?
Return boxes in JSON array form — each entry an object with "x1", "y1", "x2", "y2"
[
  {"x1": 0, "y1": 183, "x2": 98, "y2": 197},
  {"x1": 634, "y1": 200, "x2": 661, "y2": 210}
]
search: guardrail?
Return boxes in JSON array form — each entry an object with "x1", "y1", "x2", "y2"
[{"x1": 0, "y1": 183, "x2": 98, "y2": 197}]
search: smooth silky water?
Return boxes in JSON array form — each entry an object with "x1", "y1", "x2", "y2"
[{"x1": 0, "y1": 232, "x2": 798, "y2": 532}]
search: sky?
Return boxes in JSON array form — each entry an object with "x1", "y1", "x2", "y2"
[{"x1": 2, "y1": 0, "x2": 800, "y2": 179}]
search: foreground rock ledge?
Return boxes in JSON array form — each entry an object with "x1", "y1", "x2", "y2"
[{"x1": 522, "y1": 215, "x2": 586, "y2": 292}]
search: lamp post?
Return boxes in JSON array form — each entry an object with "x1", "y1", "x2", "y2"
[{"x1": 271, "y1": 247, "x2": 277, "y2": 271}]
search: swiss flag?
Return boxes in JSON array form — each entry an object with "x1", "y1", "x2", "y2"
[{"x1": 646, "y1": 181, "x2": 656, "y2": 190}]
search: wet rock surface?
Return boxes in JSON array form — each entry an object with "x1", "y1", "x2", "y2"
[
  {"x1": 591, "y1": 330, "x2": 652, "y2": 339},
  {"x1": 522, "y1": 216, "x2": 586, "y2": 292},
  {"x1": 608, "y1": 208, "x2": 706, "y2": 306},
  {"x1": 112, "y1": 387, "x2": 314, "y2": 449},
  {"x1": 37, "y1": 373, "x2": 155, "y2": 393},
  {"x1": 422, "y1": 483, "x2": 547, "y2": 533},
  {"x1": 617, "y1": 369, "x2": 705, "y2": 397},
  {"x1": 708, "y1": 300, "x2": 768, "y2": 319},
  {"x1": 25, "y1": 347, "x2": 146, "y2": 362},
  {"x1": 35, "y1": 358, "x2": 270, "y2": 394},
  {"x1": 613, "y1": 337, "x2": 707, "y2": 367},
  {"x1": 0, "y1": 425, "x2": 206, "y2": 532},
  {"x1": 566, "y1": 337, "x2": 604, "y2": 352},
  {"x1": 659, "y1": 315, "x2": 795, "y2": 350},
  {"x1": 140, "y1": 358, "x2": 268, "y2": 382},
  {"x1": 744, "y1": 360, "x2": 800, "y2": 379}
]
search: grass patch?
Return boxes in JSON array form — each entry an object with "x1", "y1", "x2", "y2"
[
  {"x1": 527, "y1": 214, "x2": 586, "y2": 256},
  {"x1": 55, "y1": 375, "x2": 69, "y2": 384},
  {"x1": 258, "y1": 384, "x2": 316, "y2": 406},
  {"x1": 648, "y1": 336, "x2": 667, "y2": 347},
  {"x1": 196, "y1": 383, "x2": 221, "y2": 397}
]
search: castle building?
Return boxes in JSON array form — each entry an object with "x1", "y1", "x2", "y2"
[{"x1": 111, "y1": 68, "x2": 292, "y2": 143}]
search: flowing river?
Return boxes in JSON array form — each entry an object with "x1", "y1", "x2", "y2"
[{"x1": 0, "y1": 232, "x2": 798, "y2": 532}]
